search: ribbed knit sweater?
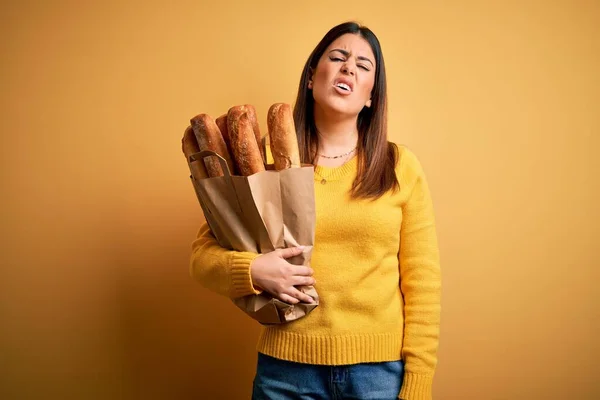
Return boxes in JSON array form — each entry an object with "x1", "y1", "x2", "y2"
[{"x1": 189, "y1": 144, "x2": 441, "y2": 400}]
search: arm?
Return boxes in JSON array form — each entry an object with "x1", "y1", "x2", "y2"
[
  {"x1": 190, "y1": 220, "x2": 316, "y2": 303},
  {"x1": 397, "y1": 150, "x2": 442, "y2": 400},
  {"x1": 189, "y1": 220, "x2": 262, "y2": 299}
]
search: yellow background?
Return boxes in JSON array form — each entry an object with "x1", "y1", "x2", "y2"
[{"x1": 2, "y1": 0, "x2": 599, "y2": 399}]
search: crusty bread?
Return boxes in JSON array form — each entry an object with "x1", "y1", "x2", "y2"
[
  {"x1": 181, "y1": 125, "x2": 208, "y2": 179},
  {"x1": 190, "y1": 113, "x2": 236, "y2": 177},
  {"x1": 243, "y1": 104, "x2": 266, "y2": 163},
  {"x1": 215, "y1": 114, "x2": 230, "y2": 148},
  {"x1": 227, "y1": 106, "x2": 266, "y2": 176},
  {"x1": 215, "y1": 113, "x2": 238, "y2": 174},
  {"x1": 267, "y1": 103, "x2": 301, "y2": 170}
]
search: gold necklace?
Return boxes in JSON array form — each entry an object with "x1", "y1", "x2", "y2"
[
  {"x1": 314, "y1": 152, "x2": 354, "y2": 185},
  {"x1": 318, "y1": 146, "x2": 357, "y2": 159}
]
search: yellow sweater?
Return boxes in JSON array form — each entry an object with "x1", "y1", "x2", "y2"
[{"x1": 189, "y1": 144, "x2": 441, "y2": 400}]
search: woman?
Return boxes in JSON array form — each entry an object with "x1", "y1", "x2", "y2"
[{"x1": 190, "y1": 21, "x2": 441, "y2": 400}]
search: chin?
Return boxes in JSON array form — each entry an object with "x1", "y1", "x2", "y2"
[{"x1": 314, "y1": 94, "x2": 363, "y2": 118}]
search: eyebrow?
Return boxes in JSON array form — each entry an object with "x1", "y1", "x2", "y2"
[{"x1": 329, "y1": 49, "x2": 374, "y2": 67}]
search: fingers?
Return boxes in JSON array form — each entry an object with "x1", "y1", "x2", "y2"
[
  {"x1": 293, "y1": 276, "x2": 316, "y2": 287},
  {"x1": 289, "y1": 287, "x2": 315, "y2": 304},
  {"x1": 279, "y1": 288, "x2": 314, "y2": 304},
  {"x1": 292, "y1": 265, "x2": 314, "y2": 277},
  {"x1": 279, "y1": 294, "x2": 300, "y2": 304},
  {"x1": 278, "y1": 246, "x2": 305, "y2": 259}
]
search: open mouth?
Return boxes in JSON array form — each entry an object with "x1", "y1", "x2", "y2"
[{"x1": 335, "y1": 82, "x2": 352, "y2": 92}]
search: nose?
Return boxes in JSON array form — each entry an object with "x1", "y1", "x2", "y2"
[{"x1": 341, "y1": 62, "x2": 355, "y2": 76}]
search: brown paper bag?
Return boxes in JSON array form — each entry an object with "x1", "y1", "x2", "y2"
[{"x1": 187, "y1": 149, "x2": 319, "y2": 325}]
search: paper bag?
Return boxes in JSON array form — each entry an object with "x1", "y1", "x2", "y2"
[{"x1": 188, "y1": 150, "x2": 319, "y2": 325}]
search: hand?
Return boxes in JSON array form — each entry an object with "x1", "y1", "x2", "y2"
[{"x1": 250, "y1": 246, "x2": 316, "y2": 304}]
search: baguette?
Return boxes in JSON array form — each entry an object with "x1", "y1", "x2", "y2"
[
  {"x1": 181, "y1": 125, "x2": 208, "y2": 179},
  {"x1": 215, "y1": 113, "x2": 238, "y2": 175},
  {"x1": 190, "y1": 113, "x2": 235, "y2": 177},
  {"x1": 267, "y1": 103, "x2": 301, "y2": 170},
  {"x1": 227, "y1": 106, "x2": 265, "y2": 176},
  {"x1": 215, "y1": 114, "x2": 230, "y2": 149},
  {"x1": 244, "y1": 104, "x2": 266, "y2": 163}
]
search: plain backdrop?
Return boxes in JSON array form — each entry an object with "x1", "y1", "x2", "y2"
[{"x1": 1, "y1": 0, "x2": 599, "y2": 399}]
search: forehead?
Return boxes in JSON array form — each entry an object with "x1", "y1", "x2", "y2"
[{"x1": 325, "y1": 33, "x2": 375, "y2": 61}]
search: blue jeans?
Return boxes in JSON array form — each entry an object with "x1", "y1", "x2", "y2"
[{"x1": 252, "y1": 353, "x2": 404, "y2": 400}]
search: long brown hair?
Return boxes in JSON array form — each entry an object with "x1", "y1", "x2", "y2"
[{"x1": 293, "y1": 21, "x2": 399, "y2": 201}]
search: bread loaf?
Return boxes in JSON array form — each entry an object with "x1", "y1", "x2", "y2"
[
  {"x1": 214, "y1": 114, "x2": 238, "y2": 174},
  {"x1": 243, "y1": 104, "x2": 266, "y2": 163},
  {"x1": 215, "y1": 114, "x2": 230, "y2": 148},
  {"x1": 190, "y1": 114, "x2": 235, "y2": 177},
  {"x1": 181, "y1": 125, "x2": 208, "y2": 179},
  {"x1": 227, "y1": 106, "x2": 265, "y2": 176},
  {"x1": 267, "y1": 103, "x2": 301, "y2": 170}
]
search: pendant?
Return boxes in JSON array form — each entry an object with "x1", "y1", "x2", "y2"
[{"x1": 321, "y1": 179, "x2": 327, "y2": 185}]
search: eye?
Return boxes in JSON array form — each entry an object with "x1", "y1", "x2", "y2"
[
  {"x1": 329, "y1": 56, "x2": 344, "y2": 62},
  {"x1": 358, "y1": 64, "x2": 370, "y2": 71}
]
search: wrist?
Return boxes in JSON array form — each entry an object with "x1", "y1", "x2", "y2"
[
  {"x1": 249, "y1": 255, "x2": 264, "y2": 292},
  {"x1": 230, "y1": 252, "x2": 262, "y2": 297}
]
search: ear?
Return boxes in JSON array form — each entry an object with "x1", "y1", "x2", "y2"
[{"x1": 365, "y1": 99, "x2": 372, "y2": 108}]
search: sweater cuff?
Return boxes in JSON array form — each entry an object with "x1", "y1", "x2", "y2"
[
  {"x1": 230, "y1": 252, "x2": 263, "y2": 298},
  {"x1": 399, "y1": 372, "x2": 433, "y2": 400}
]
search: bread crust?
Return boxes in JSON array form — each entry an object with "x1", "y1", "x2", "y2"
[
  {"x1": 190, "y1": 113, "x2": 235, "y2": 177},
  {"x1": 181, "y1": 125, "x2": 208, "y2": 179},
  {"x1": 215, "y1": 114, "x2": 230, "y2": 148},
  {"x1": 228, "y1": 106, "x2": 266, "y2": 176},
  {"x1": 267, "y1": 103, "x2": 301, "y2": 170},
  {"x1": 243, "y1": 104, "x2": 265, "y2": 163}
]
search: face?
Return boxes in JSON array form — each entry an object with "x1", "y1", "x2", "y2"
[{"x1": 309, "y1": 33, "x2": 376, "y2": 117}]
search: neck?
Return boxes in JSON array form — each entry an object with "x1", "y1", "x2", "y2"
[{"x1": 313, "y1": 104, "x2": 358, "y2": 156}]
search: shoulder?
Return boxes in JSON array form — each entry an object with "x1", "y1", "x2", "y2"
[{"x1": 389, "y1": 142, "x2": 426, "y2": 181}]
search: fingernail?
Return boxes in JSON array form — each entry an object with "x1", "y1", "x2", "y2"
[{"x1": 297, "y1": 246, "x2": 306, "y2": 250}]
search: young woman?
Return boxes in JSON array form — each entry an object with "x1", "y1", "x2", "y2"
[{"x1": 190, "y1": 21, "x2": 441, "y2": 400}]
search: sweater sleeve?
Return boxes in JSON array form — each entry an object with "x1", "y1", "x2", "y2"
[
  {"x1": 397, "y1": 149, "x2": 442, "y2": 400},
  {"x1": 189, "y1": 220, "x2": 263, "y2": 299}
]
